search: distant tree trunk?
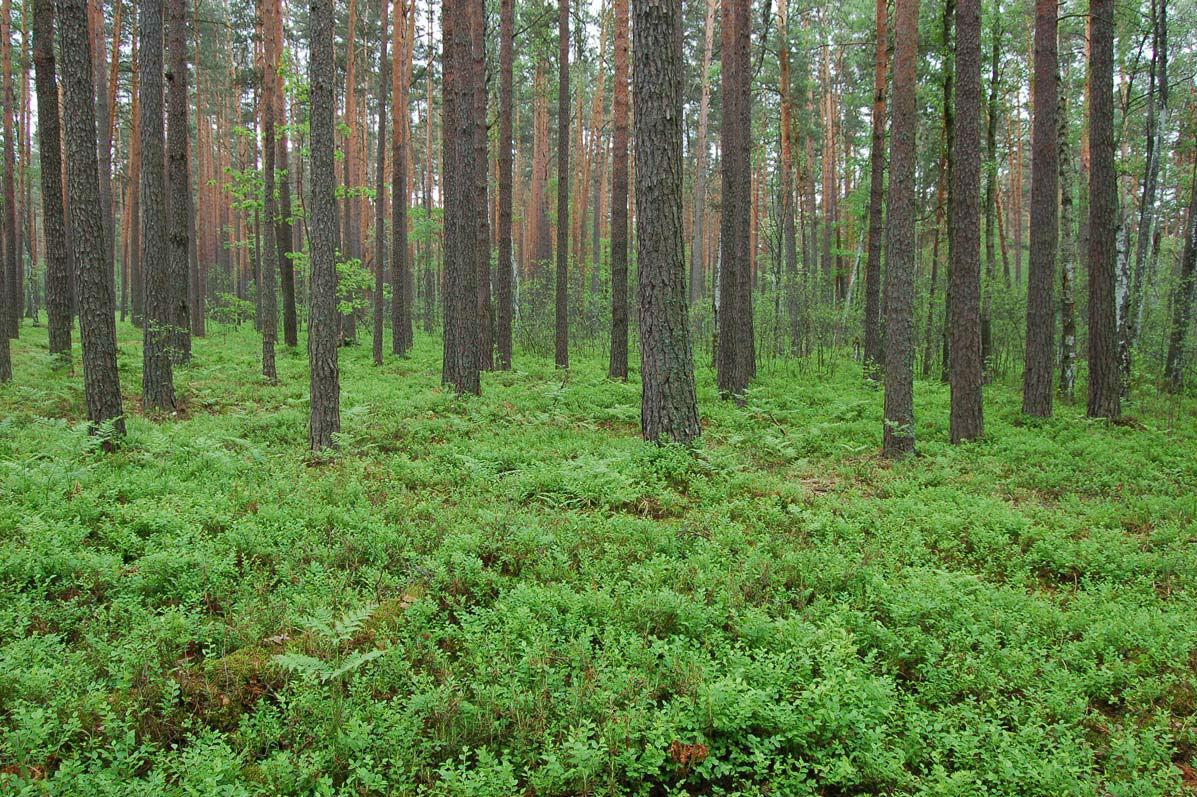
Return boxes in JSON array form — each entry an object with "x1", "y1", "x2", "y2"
[
  {"x1": 1, "y1": 0, "x2": 17, "y2": 341},
  {"x1": 273, "y1": 0, "x2": 295, "y2": 346},
  {"x1": 1086, "y1": 0, "x2": 1119, "y2": 419},
  {"x1": 56, "y1": 0, "x2": 124, "y2": 441},
  {"x1": 634, "y1": 0, "x2": 699, "y2": 443},
  {"x1": 340, "y1": 0, "x2": 359, "y2": 345},
  {"x1": 34, "y1": 0, "x2": 69, "y2": 358},
  {"x1": 442, "y1": 0, "x2": 481, "y2": 393},
  {"x1": 308, "y1": 0, "x2": 341, "y2": 449},
  {"x1": 372, "y1": 0, "x2": 390, "y2": 365},
  {"x1": 167, "y1": 0, "x2": 191, "y2": 364},
  {"x1": 1022, "y1": 0, "x2": 1057, "y2": 416},
  {"x1": 1057, "y1": 79, "x2": 1077, "y2": 401},
  {"x1": 607, "y1": 0, "x2": 629, "y2": 380},
  {"x1": 88, "y1": 0, "x2": 114, "y2": 309},
  {"x1": 1163, "y1": 163, "x2": 1196, "y2": 393},
  {"x1": 497, "y1": 0, "x2": 514, "y2": 368},
  {"x1": 949, "y1": 0, "x2": 982, "y2": 440},
  {"x1": 391, "y1": 0, "x2": 413, "y2": 355},
  {"x1": 473, "y1": 0, "x2": 492, "y2": 370},
  {"x1": 258, "y1": 0, "x2": 280, "y2": 380},
  {"x1": 128, "y1": 14, "x2": 142, "y2": 327},
  {"x1": 937, "y1": 0, "x2": 955, "y2": 383},
  {"x1": 554, "y1": 0, "x2": 569, "y2": 369},
  {"x1": 882, "y1": 0, "x2": 919, "y2": 458},
  {"x1": 140, "y1": 0, "x2": 175, "y2": 410},
  {"x1": 716, "y1": 0, "x2": 755, "y2": 399},
  {"x1": 777, "y1": 0, "x2": 798, "y2": 356},
  {"x1": 1121, "y1": 0, "x2": 1166, "y2": 393},
  {"x1": 862, "y1": 0, "x2": 888, "y2": 376},
  {"x1": 690, "y1": 0, "x2": 715, "y2": 308}
]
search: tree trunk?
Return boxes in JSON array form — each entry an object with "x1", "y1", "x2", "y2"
[
  {"x1": 273, "y1": 0, "x2": 294, "y2": 346},
  {"x1": 861, "y1": 0, "x2": 888, "y2": 377},
  {"x1": 607, "y1": 0, "x2": 629, "y2": 380},
  {"x1": 948, "y1": 0, "x2": 983, "y2": 441},
  {"x1": 56, "y1": 0, "x2": 125, "y2": 441},
  {"x1": 554, "y1": 0, "x2": 569, "y2": 369},
  {"x1": 167, "y1": 0, "x2": 191, "y2": 364},
  {"x1": 1022, "y1": 0, "x2": 1057, "y2": 416},
  {"x1": 497, "y1": 0, "x2": 514, "y2": 368},
  {"x1": 1163, "y1": 163, "x2": 1196, "y2": 393},
  {"x1": 474, "y1": 0, "x2": 492, "y2": 369},
  {"x1": 128, "y1": 10, "x2": 142, "y2": 327},
  {"x1": 1086, "y1": 0, "x2": 1119, "y2": 419},
  {"x1": 1058, "y1": 70, "x2": 1077, "y2": 401},
  {"x1": 981, "y1": 13, "x2": 998, "y2": 369},
  {"x1": 34, "y1": 0, "x2": 70, "y2": 358},
  {"x1": 716, "y1": 0, "x2": 755, "y2": 399},
  {"x1": 441, "y1": 0, "x2": 481, "y2": 393},
  {"x1": 308, "y1": 0, "x2": 341, "y2": 449},
  {"x1": 258, "y1": 0, "x2": 280, "y2": 380},
  {"x1": 372, "y1": 0, "x2": 390, "y2": 365},
  {"x1": 778, "y1": 0, "x2": 798, "y2": 357},
  {"x1": 1, "y1": 0, "x2": 18, "y2": 341},
  {"x1": 140, "y1": 0, "x2": 175, "y2": 410},
  {"x1": 634, "y1": 0, "x2": 700, "y2": 444},
  {"x1": 391, "y1": 0, "x2": 413, "y2": 355},
  {"x1": 882, "y1": 0, "x2": 919, "y2": 458},
  {"x1": 690, "y1": 0, "x2": 715, "y2": 308}
]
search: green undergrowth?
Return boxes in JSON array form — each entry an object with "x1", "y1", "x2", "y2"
[{"x1": 2, "y1": 321, "x2": 1196, "y2": 796}]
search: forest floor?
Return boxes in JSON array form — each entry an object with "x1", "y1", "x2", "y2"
[{"x1": 2, "y1": 321, "x2": 1196, "y2": 796}]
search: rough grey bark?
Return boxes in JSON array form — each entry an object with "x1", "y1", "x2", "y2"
[
  {"x1": 91, "y1": 0, "x2": 114, "y2": 308},
  {"x1": 634, "y1": 0, "x2": 700, "y2": 444},
  {"x1": 497, "y1": 0, "x2": 514, "y2": 369},
  {"x1": 554, "y1": 0, "x2": 569, "y2": 369},
  {"x1": 308, "y1": 0, "x2": 341, "y2": 448},
  {"x1": 277, "y1": 112, "x2": 297, "y2": 346},
  {"x1": 167, "y1": 0, "x2": 191, "y2": 364},
  {"x1": 690, "y1": 0, "x2": 715, "y2": 308},
  {"x1": 1163, "y1": 165, "x2": 1196, "y2": 393},
  {"x1": 1, "y1": 0, "x2": 17, "y2": 342},
  {"x1": 56, "y1": 0, "x2": 124, "y2": 439},
  {"x1": 1022, "y1": 0, "x2": 1057, "y2": 416},
  {"x1": 1086, "y1": 0, "x2": 1119, "y2": 419},
  {"x1": 473, "y1": 0, "x2": 492, "y2": 370},
  {"x1": 441, "y1": 0, "x2": 481, "y2": 393},
  {"x1": 980, "y1": 16, "x2": 999, "y2": 368},
  {"x1": 391, "y1": 0, "x2": 412, "y2": 356},
  {"x1": 140, "y1": 0, "x2": 175, "y2": 411},
  {"x1": 34, "y1": 0, "x2": 70, "y2": 358},
  {"x1": 1058, "y1": 67, "x2": 1077, "y2": 400},
  {"x1": 950, "y1": 0, "x2": 983, "y2": 441},
  {"x1": 608, "y1": 0, "x2": 629, "y2": 380},
  {"x1": 259, "y1": 0, "x2": 279, "y2": 380},
  {"x1": 882, "y1": 0, "x2": 919, "y2": 458},
  {"x1": 861, "y1": 0, "x2": 888, "y2": 378},
  {"x1": 716, "y1": 0, "x2": 754, "y2": 399}
]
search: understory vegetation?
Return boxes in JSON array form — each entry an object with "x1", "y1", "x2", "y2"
[{"x1": 2, "y1": 323, "x2": 1196, "y2": 796}]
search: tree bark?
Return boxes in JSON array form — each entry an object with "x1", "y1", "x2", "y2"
[
  {"x1": 56, "y1": 0, "x2": 125, "y2": 440},
  {"x1": 554, "y1": 0, "x2": 569, "y2": 369},
  {"x1": 258, "y1": 0, "x2": 280, "y2": 379},
  {"x1": 634, "y1": 0, "x2": 700, "y2": 444},
  {"x1": 273, "y1": 0, "x2": 294, "y2": 346},
  {"x1": 861, "y1": 0, "x2": 888, "y2": 377},
  {"x1": 441, "y1": 0, "x2": 481, "y2": 393},
  {"x1": 372, "y1": 0, "x2": 390, "y2": 365},
  {"x1": 167, "y1": 0, "x2": 192, "y2": 364},
  {"x1": 882, "y1": 0, "x2": 919, "y2": 458},
  {"x1": 1057, "y1": 76, "x2": 1077, "y2": 401},
  {"x1": 34, "y1": 0, "x2": 70, "y2": 358},
  {"x1": 1, "y1": 0, "x2": 18, "y2": 341},
  {"x1": 474, "y1": 0, "x2": 493, "y2": 369},
  {"x1": 949, "y1": 0, "x2": 983, "y2": 440},
  {"x1": 497, "y1": 0, "x2": 514, "y2": 368},
  {"x1": 1163, "y1": 162, "x2": 1196, "y2": 393},
  {"x1": 391, "y1": 0, "x2": 413, "y2": 355},
  {"x1": 308, "y1": 0, "x2": 341, "y2": 448},
  {"x1": 607, "y1": 0, "x2": 629, "y2": 380},
  {"x1": 1022, "y1": 0, "x2": 1057, "y2": 416},
  {"x1": 716, "y1": 0, "x2": 754, "y2": 399},
  {"x1": 1086, "y1": 0, "x2": 1119, "y2": 419},
  {"x1": 690, "y1": 0, "x2": 715, "y2": 308}
]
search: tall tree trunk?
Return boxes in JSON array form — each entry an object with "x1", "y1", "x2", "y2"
[
  {"x1": 56, "y1": 0, "x2": 125, "y2": 441},
  {"x1": 497, "y1": 0, "x2": 514, "y2": 368},
  {"x1": 1, "y1": 0, "x2": 17, "y2": 341},
  {"x1": 862, "y1": 0, "x2": 888, "y2": 377},
  {"x1": 141, "y1": 0, "x2": 175, "y2": 410},
  {"x1": 167, "y1": 0, "x2": 191, "y2": 364},
  {"x1": 1086, "y1": 0, "x2": 1119, "y2": 419},
  {"x1": 634, "y1": 0, "x2": 699, "y2": 443},
  {"x1": 554, "y1": 0, "x2": 569, "y2": 369},
  {"x1": 1022, "y1": 0, "x2": 1057, "y2": 416},
  {"x1": 778, "y1": 0, "x2": 798, "y2": 356},
  {"x1": 373, "y1": 0, "x2": 390, "y2": 365},
  {"x1": 716, "y1": 0, "x2": 755, "y2": 399},
  {"x1": 690, "y1": 0, "x2": 715, "y2": 308},
  {"x1": 308, "y1": 0, "x2": 341, "y2": 448},
  {"x1": 274, "y1": 0, "x2": 295, "y2": 346},
  {"x1": 949, "y1": 0, "x2": 983, "y2": 440},
  {"x1": 442, "y1": 0, "x2": 481, "y2": 393},
  {"x1": 128, "y1": 10, "x2": 142, "y2": 327},
  {"x1": 34, "y1": 0, "x2": 70, "y2": 358},
  {"x1": 607, "y1": 0, "x2": 629, "y2": 379},
  {"x1": 88, "y1": 0, "x2": 114, "y2": 308},
  {"x1": 474, "y1": 0, "x2": 492, "y2": 369},
  {"x1": 882, "y1": 0, "x2": 919, "y2": 458},
  {"x1": 980, "y1": 12, "x2": 999, "y2": 368},
  {"x1": 258, "y1": 0, "x2": 279, "y2": 380},
  {"x1": 1058, "y1": 65, "x2": 1077, "y2": 401},
  {"x1": 391, "y1": 0, "x2": 413, "y2": 355},
  {"x1": 340, "y1": 0, "x2": 359, "y2": 345}
]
